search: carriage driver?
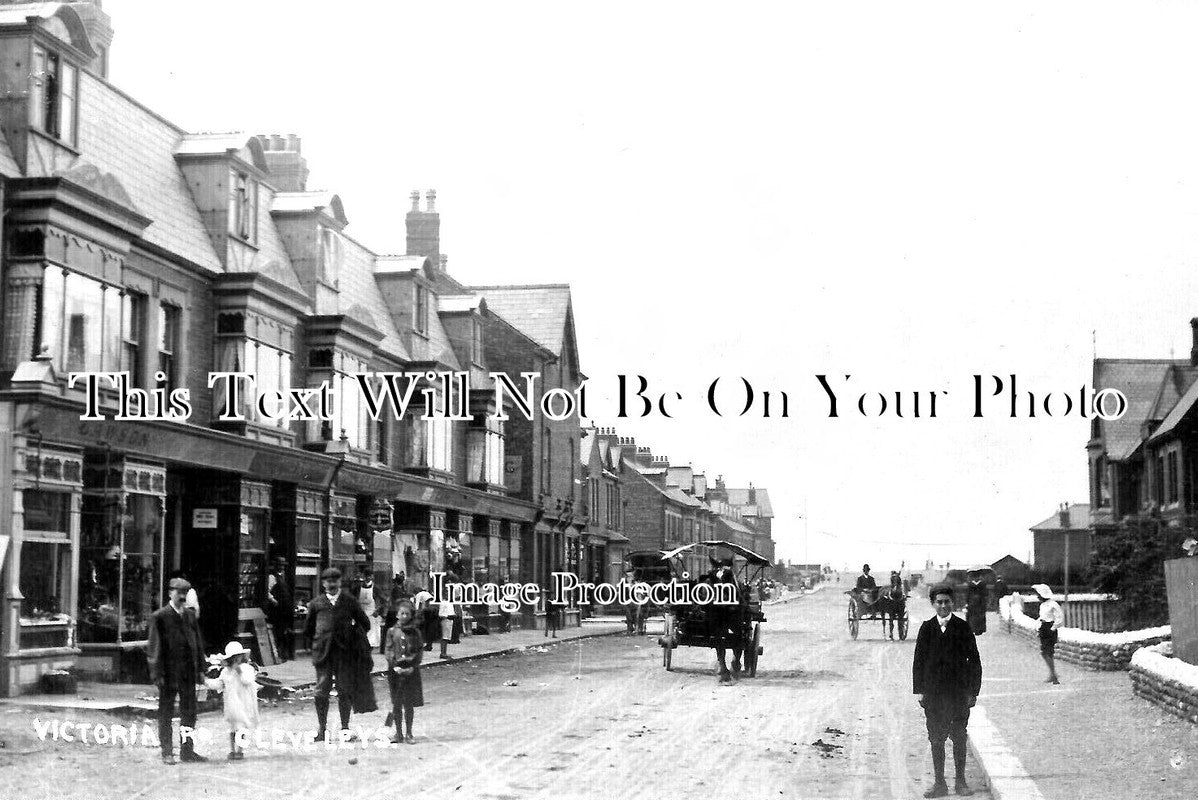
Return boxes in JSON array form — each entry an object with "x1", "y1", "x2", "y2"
[{"x1": 855, "y1": 564, "x2": 878, "y2": 597}]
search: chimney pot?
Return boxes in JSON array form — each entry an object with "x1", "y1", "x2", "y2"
[
  {"x1": 439, "y1": 254, "x2": 448, "y2": 273},
  {"x1": 288, "y1": 134, "x2": 301, "y2": 152},
  {"x1": 426, "y1": 189, "x2": 437, "y2": 213},
  {"x1": 410, "y1": 191, "x2": 421, "y2": 212},
  {"x1": 271, "y1": 134, "x2": 284, "y2": 151}
]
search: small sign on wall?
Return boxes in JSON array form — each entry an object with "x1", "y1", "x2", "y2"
[{"x1": 192, "y1": 508, "x2": 218, "y2": 529}]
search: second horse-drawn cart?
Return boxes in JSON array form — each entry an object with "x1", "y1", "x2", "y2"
[
  {"x1": 846, "y1": 583, "x2": 909, "y2": 640},
  {"x1": 654, "y1": 540, "x2": 771, "y2": 677}
]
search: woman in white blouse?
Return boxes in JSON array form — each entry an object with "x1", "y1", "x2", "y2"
[{"x1": 1033, "y1": 584, "x2": 1063, "y2": 684}]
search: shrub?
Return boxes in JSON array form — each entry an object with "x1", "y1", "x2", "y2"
[{"x1": 1088, "y1": 517, "x2": 1189, "y2": 630}]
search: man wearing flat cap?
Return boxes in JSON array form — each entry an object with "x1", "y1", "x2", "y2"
[
  {"x1": 304, "y1": 567, "x2": 377, "y2": 741},
  {"x1": 147, "y1": 577, "x2": 207, "y2": 764}
]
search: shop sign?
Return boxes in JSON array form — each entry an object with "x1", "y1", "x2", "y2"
[
  {"x1": 192, "y1": 508, "x2": 218, "y2": 529},
  {"x1": 369, "y1": 498, "x2": 393, "y2": 531}
]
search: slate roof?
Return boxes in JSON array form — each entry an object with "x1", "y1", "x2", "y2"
[
  {"x1": 0, "y1": 129, "x2": 19, "y2": 177},
  {"x1": 1094, "y1": 359, "x2": 1193, "y2": 460},
  {"x1": 666, "y1": 466, "x2": 694, "y2": 488},
  {"x1": 724, "y1": 487, "x2": 775, "y2": 517},
  {"x1": 468, "y1": 284, "x2": 571, "y2": 355},
  {"x1": 71, "y1": 73, "x2": 222, "y2": 271},
  {"x1": 1146, "y1": 365, "x2": 1198, "y2": 444},
  {"x1": 1030, "y1": 504, "x2": 1092, "y2": 532},
  {"x1": 338, "y1": 238, "x2": 411, "y2": 364}
]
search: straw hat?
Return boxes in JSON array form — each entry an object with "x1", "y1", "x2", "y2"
[
  {"x1": 221, "y1": 641, "x2": 251, "y2": 661},
  {"x1": 1032, "y1": 584, "x2": 1053, "y2": 599}
]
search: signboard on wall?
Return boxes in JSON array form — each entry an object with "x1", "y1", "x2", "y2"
[
  {"x1": 504, "y1": 456, "x2": 522, "y2": 490},
  {"x1": 192, "y1": 508, "x2": 218, "y2": 529}
]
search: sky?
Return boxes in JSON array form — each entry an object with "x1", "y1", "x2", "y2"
[{"x1": 101, "y1": 0, "x2": 1198, "y2": 571}]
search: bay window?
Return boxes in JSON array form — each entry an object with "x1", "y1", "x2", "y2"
[
  {"x1": 214, "y1": 335, "x2": 293, "y2": 428},
  {"x1": 38, "y1": 267, "x2": 122, "y2": 374},
  {"x1": 467, "y1": 416, "x2": 505, "y2": 486},
  {"x1": 121, "y1": 292, "x2": 147, "y2": 386},
  {"x1": 426, "y1": 415, "x2": 453, "y2": 472}
]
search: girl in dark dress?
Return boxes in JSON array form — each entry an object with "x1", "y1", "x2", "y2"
[{"x1": 384, "y1": 600, "x2": 424, "y2": 744}]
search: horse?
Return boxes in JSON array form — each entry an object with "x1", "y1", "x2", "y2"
[{"x1": 878, "y1": 583, "x2": 907, "y2": 640}]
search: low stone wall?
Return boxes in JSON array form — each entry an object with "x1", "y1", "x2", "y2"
[
  {"x1": 1130, "y1": 643, "x2": 1198, "y2": 724},
  {"x1": 1000, "y1": 599, "x2": 1170, "y2": 671}
]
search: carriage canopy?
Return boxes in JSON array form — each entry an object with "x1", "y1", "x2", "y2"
[{"x1": 659, "y1": 540, "x2": 772, "y2": 567}]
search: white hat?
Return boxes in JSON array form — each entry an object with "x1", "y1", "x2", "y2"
[
  {"x1": 1032, "y1": 584, "x2": 1053, "y2": 599},
  {"x1": 221, "y1": 641, "x2": 251, "y2": 660}
]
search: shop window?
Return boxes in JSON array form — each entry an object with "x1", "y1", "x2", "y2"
[
  {"x1": 228, "y1": 170, "x2": 258, "y2": 243},
  {"x1": 121, "y1": 291, "x2": 147, "y2": 387},
  {"x1": 20, "y1": 541, "x2": 71, "y2": 621},
  {"x1": 295, "y1": 517, "x2": 323, "y2": 558},
  {"x1": 30, "y1": 45, "x2": 78, "y2": 144},
  {"x1": 23, "y1": 489, "x2": 71, "y2": 533},
  {"x1": 79, "y1": 492, "x2": 163, "y2": 644}
]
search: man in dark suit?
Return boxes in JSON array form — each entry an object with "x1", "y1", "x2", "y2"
[
  {"x1": 913, "y1": 584, "x2": 982, "y2": 797},
  {"x1": 266, "y1": 557, "x2": 295, "y2": 660},
  {"x1": 146, "y1": 577, "x2": 208, "y2": 765},
  {"x1": 304, "y1": 567, "x2": 373, "y2": 741}
]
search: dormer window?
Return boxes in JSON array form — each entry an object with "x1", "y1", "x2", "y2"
[
  {"x1": 320, "y1": 227, "x2": 342, "y2": 285},
  {"x1": 31, "y1": 45, "x2": 77, "y2": 144},
  {"x1": 229, "y1": 170, "x2": 258, "y2": 243},
  {"x1": 472, "y1": 318, "x2": 483, "y2": 365},
  {"x1": 414, "y1": 285, "x2": 428, "y2": 335}
]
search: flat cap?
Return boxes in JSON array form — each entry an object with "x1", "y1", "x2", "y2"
[
  {"x1": 168, "y1": 577, "x2": 191, "y2": 592},
  {"x1": 320, "y1": 567, "x2": 342, "y2": 581}
]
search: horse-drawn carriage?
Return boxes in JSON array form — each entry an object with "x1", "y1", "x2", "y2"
[
  {"x1": 846, "y1": 581, "x2": 909, "y2": 640},
  {"x1": 656, "y1": 540, "x2": 771, "y2": 676}
]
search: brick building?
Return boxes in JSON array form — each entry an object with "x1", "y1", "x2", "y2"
[
  {"x1": 1030, "y1": 503, "x2": 1092, "y2": 580},
  {"x1": 0, "y1": 2, "x2": 542, "y2": 694}
]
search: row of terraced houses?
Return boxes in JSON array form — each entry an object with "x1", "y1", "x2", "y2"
[{"x1": 0, "y1": 2, "x2": 776, "y2": 694}]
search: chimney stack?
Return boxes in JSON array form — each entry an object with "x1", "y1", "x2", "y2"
[
  {"x1": 1190, "y1": 318, "x2": 1198, "y2": 366},
  {"x1": 254, "y1": 133, "x2": 308, "y2": 192},
  {"x1": 406, "y1": 187, "x2": 441, "y2": 261},
  {"x1": 1058, "y1": 502, "x2": 1070, "y2": 529}
]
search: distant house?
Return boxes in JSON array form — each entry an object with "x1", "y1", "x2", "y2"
[
  {"x1": 990, "y1": 554, "x2": 1031, "y2": 584},
  {"x1": 1031, "y1": 503, "x2": 1093, "y2": 578}
]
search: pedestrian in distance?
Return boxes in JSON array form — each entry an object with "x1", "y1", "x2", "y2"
[
  {"x1": 265, "y1": 557, "x2": 295, "y2": 661},
  {"x1": 203, "y1": 641, "x2": 261, "y2": 760},
  {"x1": 146, "y1": 576, "x2": 208, "y2": 764},
  {"x1": 544, "y1": 598, "x2": 560, "y2": 638},
  {"x1": 437, "y1": 574, "x2": 460, "y2": 659},
  {"x1": 303, "y1": 567, "x2": 378, "y2": 742},
  {"x1": 380, "y1": 582, "x2": 403, "y2": 655},
  {"x1": 1033, "y1": 584, "x2": 1063, "y2": 684},
  {"x1": 384, "y1": 600, "x2": 424, "y2": 744},
  {"x1": 965, "y1": 570, "x2": 988, "y2": 636},
  {"x1": 912, "y1": 584, "x2": 982, "y2": 797}
]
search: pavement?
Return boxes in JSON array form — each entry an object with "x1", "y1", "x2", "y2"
[
  {"x1": 972, "y1": 613, "x2": 1198, "y2": 800},
  {"x1": 0, "y1": 620, "x2": 626, "y2": 716}
]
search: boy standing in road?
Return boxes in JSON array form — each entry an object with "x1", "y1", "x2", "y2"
[{"x1": 912, "y1": 584, "x2": 982, "y2": 798}]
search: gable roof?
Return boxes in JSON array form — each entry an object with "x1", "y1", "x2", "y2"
[
  {"x1": 724, "y1": 487, "x2": 775, "y2": 517},
  {"x1": 1093, "y1": 359, "x2": 1193, "y2": 461},
  {"x1": 271, "y1": 191, "x2": 348, "y2": 226},
  {"x1": 1029, "y1": 504, "x2": 1092, "y2": 532},
  {"x1": 1147, "y1": 365, "x2": 1198, "y2": 445},
  {"x1": 468, "y1": 284, "x2": 572, "y2": 354}
]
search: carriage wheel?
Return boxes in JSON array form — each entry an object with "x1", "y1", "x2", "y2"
[
  {"x1": 662, "y1": 614, "x2": 673, "y2": 671},
  {"x1": 746, "y1": 623, "x2": 762, "y2": 677},
  {"x1": 848, "y1": 600, "x2": 859, "y2": 640},
  {"x1": 898, "y1": 613, "x2": 910, "y2": 641}
]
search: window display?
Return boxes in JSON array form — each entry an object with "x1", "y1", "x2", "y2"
[{"x1": 78, "y1": 481, "x2": 164, "y2": 644}]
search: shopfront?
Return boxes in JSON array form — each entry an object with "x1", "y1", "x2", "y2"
[
  {"x1": 271, "y1": 484, "x2": 327, "y2": 647},
  {"x1": 0, "y1": 438, "x2": 84, "y2": 695},
  {"x1": 76, "y1": 454, "x2": 166, "y2": 682},
  {"x1": 394, "y1": 506, "x2": 445, "y2": 592}
]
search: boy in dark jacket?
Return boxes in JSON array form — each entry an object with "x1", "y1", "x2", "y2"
[{"x1": 912, "y1": 584, "x2": 983, "y2": 797}]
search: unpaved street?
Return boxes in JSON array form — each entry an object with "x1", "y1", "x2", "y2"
[{"x1": 0, "y1": 588, "x2": 988, "y2": 799}]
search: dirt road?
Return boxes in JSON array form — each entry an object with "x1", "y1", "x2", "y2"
[{"x1": 0, "y1": 588, "x2": 988, "y2": 799}]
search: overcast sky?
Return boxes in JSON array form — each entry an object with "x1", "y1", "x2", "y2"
[{"x1": 104, "y1": 0, "x2": 1198, "y2": 571}]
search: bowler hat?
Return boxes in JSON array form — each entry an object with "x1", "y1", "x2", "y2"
[{"x1": 320, "y1": 567, "x2": 342, "y2": 581}]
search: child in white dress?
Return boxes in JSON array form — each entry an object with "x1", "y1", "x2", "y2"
[{"x1": 204, "y1": 641, "x2": 261, "y2": 760}]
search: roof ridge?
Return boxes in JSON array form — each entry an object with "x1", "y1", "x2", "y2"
[{"x1": 469, "y1": 283, "x2": 571, "y2": 290}]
